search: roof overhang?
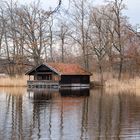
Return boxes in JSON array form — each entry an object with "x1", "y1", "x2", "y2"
[
  {"x1": 25, "y1": 63, "x2": 92, "y2": 76},
  {"x1": 25, "y1": 63, "x2": 61, "y2": 75}
]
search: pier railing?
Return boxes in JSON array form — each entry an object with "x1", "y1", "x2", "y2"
[{"x1": 27, "y1": 80, "x2": 59, "y2": 88}]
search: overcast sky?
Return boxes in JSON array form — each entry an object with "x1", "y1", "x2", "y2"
[
  {"x1": 94, "y1": 0, "x2": 140, "y2": 26},
  {"x1": 19, "y1": 0, "x2": 140, "y2": 26}
]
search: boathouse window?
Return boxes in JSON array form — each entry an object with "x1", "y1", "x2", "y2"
[
  {"x1": 46, "y1": 74, "x2": 52, "y2": 80},
  {"x1": 37, "y1": 74, "x2": 52, "y2": 80},
  {"x1": 37, "y1": 75, "x2": 42, "y2": 80}
]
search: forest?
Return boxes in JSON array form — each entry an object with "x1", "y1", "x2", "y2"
[{"x1": 0, "y1": 0, "x2": 139, "y2": 83}]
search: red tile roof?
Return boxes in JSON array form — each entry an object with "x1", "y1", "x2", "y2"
[
  {"x1": 47, "y1": 63, "x2": 91, "y2": 75},
  {"x1": 25, "y1": 62, "x2": 92, "y2": 76}
]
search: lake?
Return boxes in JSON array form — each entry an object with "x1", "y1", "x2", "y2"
[{"x1": 0, "y1": 87, "x2": 140, "y2": 140}]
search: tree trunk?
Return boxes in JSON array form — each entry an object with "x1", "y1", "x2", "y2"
[
  {"x1": 99, "y1": 61, "x2": 104, "y2": 85},
  {"x1": 118, "y1": 56, "x2": 123, "y2": 80}
]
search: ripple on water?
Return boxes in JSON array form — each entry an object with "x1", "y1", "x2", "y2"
[{"x1": 0, "y1": 88, "x2": 140, "y2": 139}]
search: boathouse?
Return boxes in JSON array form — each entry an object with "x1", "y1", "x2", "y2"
[{"x1": 25, "y1": 63, "x2": 92, "y2": 88}]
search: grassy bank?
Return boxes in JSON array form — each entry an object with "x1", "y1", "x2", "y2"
[
  {"x1": 105, "y1": 78, "x2": 140, "y2": 94},
  {"x1": 91, "y1": 72, "x2": 140, "y2": 94},
  {"x1": 0, "y1": 74, "x2": 139, "y2": 95},
  {"x1": 0, "y1": 87, "x2": 26, "y2": 95},
  {"x1": 0, "y1": 76, "x2": 28, "y2": 87}
]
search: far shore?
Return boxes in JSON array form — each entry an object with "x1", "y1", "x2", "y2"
[{"x1": 0, "y1": 75, "x2": 140, "y2": 94}]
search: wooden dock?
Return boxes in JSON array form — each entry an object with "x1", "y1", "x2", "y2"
[
  {"x1": 27, "y1": 80, "x2": 90, "y2": 90},
  {"x1": 27, "y1": 80, "x2": 59, "y2": 89},
  {"x1": 60, "y1": 84, "x2": 90, "y2": 88}
]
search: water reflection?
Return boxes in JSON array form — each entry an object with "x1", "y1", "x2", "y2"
[
  {"x1": 60, "y1": 88, "x2": 90, "y2": 97},
  {"x1": 1, "y1": 88, "x2": 140, "y2": 139},
  {"x1": 28, "y1": 89, "x2": 90, "y2": 140}
]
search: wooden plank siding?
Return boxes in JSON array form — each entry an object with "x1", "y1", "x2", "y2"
[
  {"x1": 59, "y1": 75, "x2": 90, "y2": 88},
  {"x1": 60, "y1": 75, "x2": 90, "y2": 84}
]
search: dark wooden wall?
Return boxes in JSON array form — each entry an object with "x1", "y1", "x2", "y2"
[{"x1": 60, "y1": 75, "x2": 90, "y2": 84}]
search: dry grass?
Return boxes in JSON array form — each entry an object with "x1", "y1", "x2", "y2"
[
  {"x1": 105, "y1": 79, "x2": 136, "y2": 90},
  {"x1": 0, "y1": 87, "x2": 26, "y2": 95},
  {"x1": 91, "y1": 72, "x2": 140, "y2": 94},
  {"x1": 1, "y1": 72, "x2": 140, "y2": 95},
  {"x1": 105, "y1": 77, "x2": 140, "y2": 94},
  {"x1": 91, "y1": 72, "x2": 115, "y2": 81},
  {"x1": 0, "y1": 75, "x2": 28, "y2": 87}
]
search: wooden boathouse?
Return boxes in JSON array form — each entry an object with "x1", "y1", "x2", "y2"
[{"x1": 25, "y1": 63, "x2": 92, "y2": 89}]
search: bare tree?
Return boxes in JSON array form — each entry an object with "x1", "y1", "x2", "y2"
[
  {"x1": 68, "y1": 0, "x2": 91, "y2": 70},
  {"x1": 18, "y1": 1, "x2": 62, "y2": 65},
  {"x1": 0, "y1": 0, "x2": 62, "y2": 76},
  {"x1": 108, "y1": 0, "x2": 126, "y2": 80},
  {"x1": 56, "y1": 22, "x2": 70, "y2": 62},
  {"x1": 89, "y1": 7, "x2": 107, "y2": 84},
  {"x1": 47, "y1": 15, "x2": 55, "y2": 62},
  {"x1": 0, "y1": 8, "x2": 4, "y2": 56}
]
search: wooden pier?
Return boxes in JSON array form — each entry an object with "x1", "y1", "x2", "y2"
[
  {"x1": 27, "y1": 80, "x2": 59, "y2": 89},
  {"x1": 27, "y1": 80, "x2": 90, "y2": 90}
]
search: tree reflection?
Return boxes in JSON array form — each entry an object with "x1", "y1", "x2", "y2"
[
  {"x1": 1, "y1": 88, "x2": 140, "y2": 139},
  {"x1": 4, "y1": 93, "x2": 24, "y2": 140},
  {"x1": 27, "y1": 89, "x2": 90, "y2": 139},
  {"x1": 80, "y1": 94, "x2": 89, "y2": 140}
]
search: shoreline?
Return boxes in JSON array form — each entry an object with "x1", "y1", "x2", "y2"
[
  {"x1": 0, "y1": 76, "x2": 140, "y2": 93},
  {"x1": 0, "y1": 76, "x2": 28, "y2": 87}
]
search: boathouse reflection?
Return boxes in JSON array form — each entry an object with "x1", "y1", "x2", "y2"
[
  {"x1": 60, "y1": 88, "x2": 90, "y2": 97},
  {"x1": 2, "y1": 88, "x2": 140, "y2": 139},
  {"x1": 27, "y1": 89, "x2": 90, "y2": 140}
]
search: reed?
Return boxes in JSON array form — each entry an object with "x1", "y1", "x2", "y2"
[
  {"x1": 0, "y1": 75, "x2": 28, "y2": 87},
  {"x1": 91, "y1": 72, "x2": 140, "y2": 94},
  {"x1": 0, "y1": 73, "x2": 140, "y2": 94},
  {"x1": 0, "y1": 87, "x2": 26, "y2": 95},
  {"x1": 105, "y1": 77, "x2": 140, "y2": 94}
]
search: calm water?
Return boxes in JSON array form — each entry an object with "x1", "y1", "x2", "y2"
[{"x1": 0, "y1": 88, "x2": 140, "y2": 140}]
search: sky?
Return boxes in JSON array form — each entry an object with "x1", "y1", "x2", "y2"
[
  {"x1": 93, "y1": 0, "x2": 140, "y2": 26},
  {"x1": 19, "y1": 0, "x2": 140, "y2": 26},
  {"x1": 124, "y1": 0, "x2": 140, "y2": 25}
]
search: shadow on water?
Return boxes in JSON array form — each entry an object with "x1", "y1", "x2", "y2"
[
  {"x1": 1, "y1": 88, "x2": 140, "y2": 139},
  {"x1": 60, "y1": 88, "x2": 90, "y2": 97}
]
